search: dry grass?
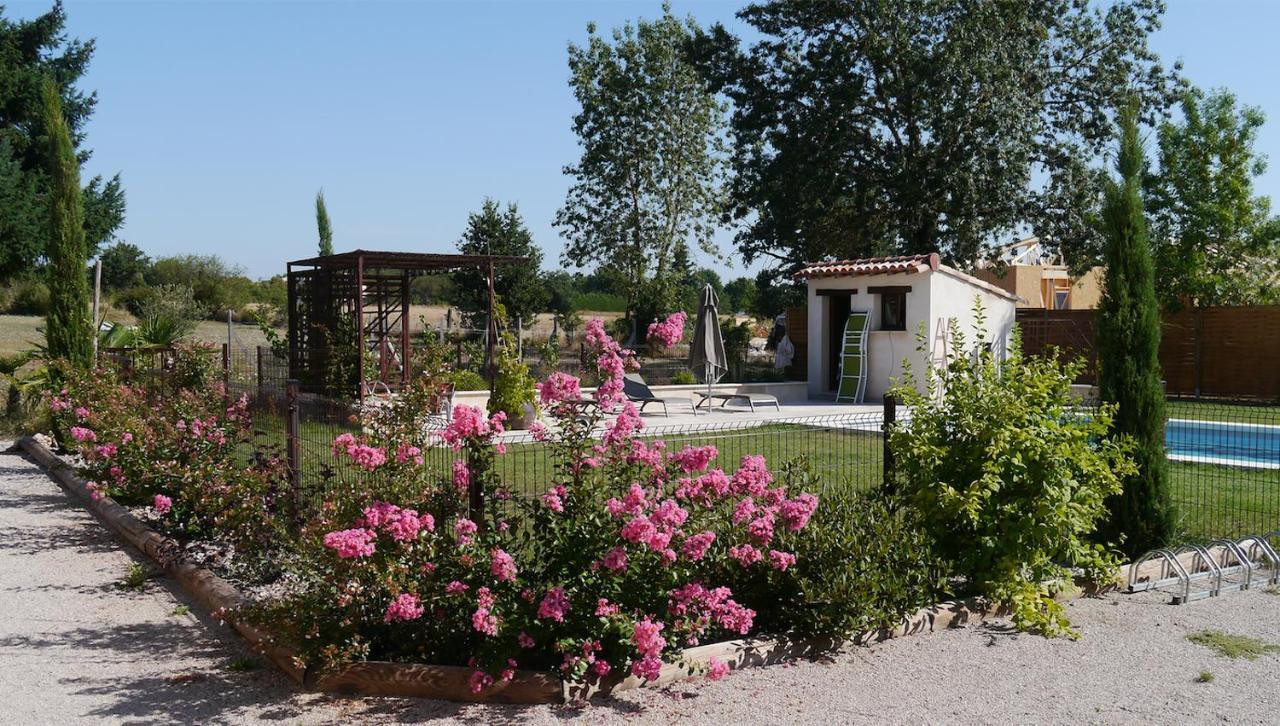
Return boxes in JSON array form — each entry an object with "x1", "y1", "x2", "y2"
[{"x1": 0, "y1": 314, "x2": 283, "y2": 356}]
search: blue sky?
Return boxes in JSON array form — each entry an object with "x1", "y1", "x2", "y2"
[{"x1": 11, "y1": 0, "x2": 1280, "y2": 280}]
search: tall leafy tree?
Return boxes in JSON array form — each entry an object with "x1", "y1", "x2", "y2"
[
  {"x1": 1096, "y1": 105, "x2": 1173, "y2": 557},
  {"x1": 556, "y1": 4, "x2": 727, "y2": 328},
  {"x1": 97, "y1": 240, "x2": 151, "y2": 290},
  {"x1": 0, "y1": 2, "x2": 125, "y2": 281},
  {"x1": 449, "y1": 199, "x2": 548, "y2": 328},
  {"x1": 1146, "y1": 88, "x2": 1280, "y2": 310},
  {"x1": 315, "y1": 189, "x2": 334, "y2": 256},
  {"x1": 691, "y1": 0, "x2": 1181, "y2": 284},
  {"x1": 42, "y1": 79, "x2": 92, "y2": 366}
]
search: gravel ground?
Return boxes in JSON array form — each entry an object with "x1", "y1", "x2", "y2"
[{"x1": 2, "y1": 440, "x2": 1279, "y2": 725}]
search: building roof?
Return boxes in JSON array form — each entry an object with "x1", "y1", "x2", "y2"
[
  {"x1": 794, "y1": 253, "x2": 940, "y2": 280},
  {"x1": 287, "y1": 249, "x2": 528, "y2": 272},
  {"x1": 795, "y1": 252, "x2": 1018, "y2": 301}
]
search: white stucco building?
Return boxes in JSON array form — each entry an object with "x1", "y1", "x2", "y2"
[{"x1": 796, "y1": 253, "x2": 1018, "y2": 401}]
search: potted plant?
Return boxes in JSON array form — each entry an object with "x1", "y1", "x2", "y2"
[{"x1": 488, "y1": 335, "x2": 538, "y2": 429}]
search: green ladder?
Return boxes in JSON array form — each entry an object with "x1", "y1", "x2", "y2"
[{"x1": 836, "y1": 310, "x2": 871, "y2": 403}]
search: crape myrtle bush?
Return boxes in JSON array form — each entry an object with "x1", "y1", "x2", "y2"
[
  {"x1": 46, "y1": 343, "x2": 292, "y2": 562},
  {"x1": 42, "y1": 315, "x2": 945, "y2": 692},
  {"x1": 249, "y1": 315, "x2": 942, "y2": 692},
  {"x1": 889, "y1": 303, "x2": 1135, "y2": 637}
]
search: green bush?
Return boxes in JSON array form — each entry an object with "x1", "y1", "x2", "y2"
[
  {"x1": 754, "y1": 474, "x2": 946, "y2": 640},
  {"x1": 671, "y1": 370, "x2": 697, "y2": 385},
  {"x1": 487, "y1": 337, "x2": 537, "y2": 424},
  {"x1": 4, "y1": 279, "x2": 51, "y2": 315},
  {"x1": 889, "y1": 303, "x2": 1134, "y2": 637},
  {"x1": 112, "y1": 285, "x2": 154, "y2": 317},
  {"x1": 450, "y1": 370, "x2": 488, "y2": 391}
]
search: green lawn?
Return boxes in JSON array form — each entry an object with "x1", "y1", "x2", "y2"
[
  {"x1": 1171, "y1": 461, "x2": 1280, "y2": 541},
  {"x1": 248, "y1": 396, "x2": 1274, "y2": 542},
  {"x1": 1167, "y1": 399, "x2": 1280, "y2": 426}
]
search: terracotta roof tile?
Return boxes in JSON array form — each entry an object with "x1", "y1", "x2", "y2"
[{"x1": 794, "y1": 253, "x2": 940, "y2": 280}]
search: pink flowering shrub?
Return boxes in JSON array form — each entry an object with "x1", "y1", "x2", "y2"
[
  {"x1": 47, "y1": 348, "x2": 290, "y2": 558},
  {"x1": 645, "y1": 311, "x2": 687, "y2": 349}
]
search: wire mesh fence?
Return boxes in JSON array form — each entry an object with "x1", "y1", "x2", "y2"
[
  {"x1": 214, "y1": 345, "x2": 1279, "y2": 539},
  {"x1": 1162, "y1": 398, "x2": 1280, "y2": 540}
]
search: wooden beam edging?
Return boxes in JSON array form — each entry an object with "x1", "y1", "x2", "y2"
[
  {"x1": 17, "y1": 436, "x2": 305, "y2": 685},
  {"x1": 17, "y1": 435, "x2": 561, "y2": 704},
  {"x1": 21, "y1": 435, "x2": 1158, "y2": 705}
]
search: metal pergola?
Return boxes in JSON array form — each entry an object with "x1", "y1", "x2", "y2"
[{"x1": 286, "y1": 250, "x2": 526, "y2": 398}]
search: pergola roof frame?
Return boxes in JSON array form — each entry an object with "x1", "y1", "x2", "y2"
[{"x1": 286, "y1": 249, "x2": 528, "y2": 400}]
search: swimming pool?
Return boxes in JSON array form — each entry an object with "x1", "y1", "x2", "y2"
[{"x1": 1166, "y1": 418, "x2": 1280, "y2": 470}]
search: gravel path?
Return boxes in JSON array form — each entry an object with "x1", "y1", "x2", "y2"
[{"x1": 2, "y1": 440, "x2": 1279, "y2": 725}]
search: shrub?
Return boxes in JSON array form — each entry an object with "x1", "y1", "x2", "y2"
[
  {"x1": 451, "y1": 370, "x2": 488, "y2": 391},
  {"x1": 247, "y1": 317, "x2": 847, "y2": 690},
  {"x1": 487, "y1": 336, "x2": 537, "y2": 425},
  {"x1": 5, "y1": 279, "x2": 51, "y2": 315},
  {"x1": 671, "y1": 370, "x2": 697, "y2": 385},
  {"x1": 47, "y1": 345, "x2": 291, "y2": 563},
  {"x1": 744, "y1": 471, "x2": 946, "y2": 640},
  {"x1": 112, "y1": 285, "x2": 154, "y2": 317},
  {"x1": 889, "y1": 303, "x2": 1134, "y2": 637}
]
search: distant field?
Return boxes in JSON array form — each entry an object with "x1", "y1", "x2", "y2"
[
  {"x1": 0, "y1": 314, "x2": 282, "y2": 356},
  {"x1": 0, "y1": 309, "x2": 631, "y2": 357}
]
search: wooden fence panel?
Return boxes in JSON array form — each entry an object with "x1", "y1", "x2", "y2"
[{"x1": 1015, "y1": 305, "x2": 1280, "y2": 401}]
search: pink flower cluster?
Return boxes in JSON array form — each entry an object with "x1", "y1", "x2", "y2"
[
  {"x1": 630, "y1": 617, "x2": 667, "y2": 681},
  {"x1": 670, "y1": 444, "x2": 718, "y2": 473},
  {"x1": 152, "y1": 494, "x2": 172, "y2": 515},
  {"x1": 584, "y1": 318, "x2": 636, "y2": 411},
  {"x1": 600, "y1": 402, "x2": 644, "y2": 449},
  {"x1": 394, "y1": 443, "x2": 424, "y2": 465},
  {"x1": 384, "y1": 593, "x2": 424, "y2": 622},
  {"x1": 70, "y1": 426, "x2": 97, "y2": 443},
  {"x1": 323, "y1": 528, "x2": 377, "y2": 558},
  {"x1": 646, "y1": 311, "x2": 687, "y2": 348},
  {"x1": 537, "y1": 587, "x2": 570, "y2": 622},
  {"x1": 668, "y1": 582, "x2": 756, "y2": 639},
  {"x1": 441, "y1": 405, "x2": 506, "y2": 450},
  {"x1": 331, "y1": 432, "x2": 387, "y2": 471},
  {"x1": 360, "y1": 501, "x2": 432, "y2": 542},
  {"x1": 536, "y1": 371, "x2": 581, "y2": 407},
  {"x1": 542, "y1": 484, "x2": 566, "y2": 513},
  {"x1": 454, "y1": 518, "x2": 478, "y2": 546},
  {"x1": 490, "y1": 548, "x2": 518, "y2": 582},
  {"x1": 451, "y1": 459, "x2": 470, "y2": 491}
]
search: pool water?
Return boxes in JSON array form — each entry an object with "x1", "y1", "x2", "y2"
[{"x1": 1165, "y1": 419, "x2": 1280, "y2": 470}]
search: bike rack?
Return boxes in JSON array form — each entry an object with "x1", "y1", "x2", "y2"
[{"x1": 1127, "y1": 531, "x2": 1280, "y2": 604}]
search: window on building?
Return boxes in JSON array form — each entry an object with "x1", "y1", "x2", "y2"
[{"x1": 879, "y1": 290, "x2": 906, "y2": 331}]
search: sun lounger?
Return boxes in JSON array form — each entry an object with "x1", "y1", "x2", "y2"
[
  {"x1": 623, "y1": 373, "x2": 680, "y2": 416},
  {"x1": 692, "y1": 390, "x2": 781, "y2": 413}
]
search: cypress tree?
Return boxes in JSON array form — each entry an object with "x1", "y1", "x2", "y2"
[
  {"x1": 42, "y1": 79, "x2": 93, "y2": 367},
  {"x1": 315, "y1": 189, "x2": 334, "y2": 256},
  {"x1": 1096, "y1": 105, "x2": 1175, "y2": 556}
]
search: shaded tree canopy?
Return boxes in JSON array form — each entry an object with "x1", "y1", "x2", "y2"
[
  {"x1": 0, "y1": 1, "x2": 125, "y2": 281},
  {"x1": 556, "y1": 3, "x2": 728, "y2": 322},
  {"x1": 1146, "y1": 88, "x2": 1280, "y2": 310},
  {"x1": 449, "y1": 198, "x2": 547, "y2": 328},
  {"x1": 691, "y1": 0, "x2": 1182, "y2": 284},
  {"x1": 97, "y1": 240, "x2": 151, "y2": 290}
]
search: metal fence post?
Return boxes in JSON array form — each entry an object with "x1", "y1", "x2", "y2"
[
  {"x1": 468, "y1": 449, "x2": 485, "y2": 529},
  {"x1": 286, "y1": 379, "x2": 302, "y2": 515},
  {"x1": 255, "y1": 346, "x2": 264, "y2": 399},
  {"x1": 882, "y1": 394, "x2": 896, "y2": 490},
  {"x1": 221, "y1": 343, "x2": 231, "y2": 409}
]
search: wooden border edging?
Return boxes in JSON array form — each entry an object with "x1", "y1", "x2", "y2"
[{"x1": 18, "y1": 435, "x2": 1114, "y2": 705}]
